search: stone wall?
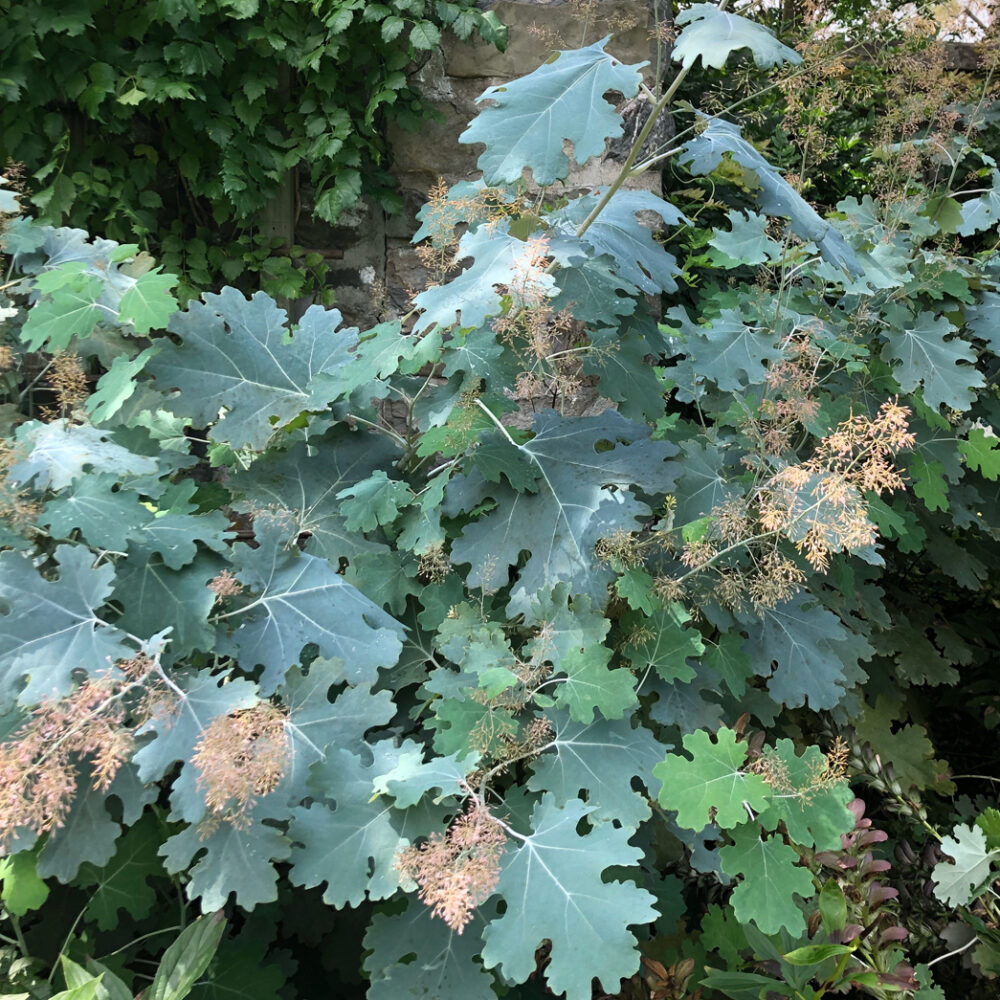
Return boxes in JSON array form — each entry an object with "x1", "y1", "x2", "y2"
[{"x1": 312, "y1": 0, "x2": 665, "y2": 329}]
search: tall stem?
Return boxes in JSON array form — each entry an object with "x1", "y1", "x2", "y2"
[{"x1": 573, "y1": 0, "x2": 732, "y2": 241}]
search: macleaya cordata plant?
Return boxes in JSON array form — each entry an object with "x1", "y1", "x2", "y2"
[{"x1": 2, "y1": 4, "x2": 1000, "y2": 999}]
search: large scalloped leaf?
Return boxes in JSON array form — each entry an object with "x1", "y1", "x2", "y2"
[
  {"x1": 160, "y1": 808, "x2": 291, "y2": 912},
  {"x1": 549, "y1": 189, "x2": 686, "y2": 294},
  {"x1": 289, "y1": 742, "x2": 442, "y2": 907},
  {"x1": 8, "y1": 420, "x2": 158, "y2": 491},
  {"x1": 881, "y1": 309, "x2": 984, "y2": 413},
  {"x1": 147, "y1": 291, "x2": 364, "y2": 451},
  {"x1": 526, "y1": 709, "x2": 664, "y2": 828},
  {"x1": 412, "y1": 220, "x2": 555, "y2": 335},
  {"x1": 679, "y1": 117, "x2": 860, "y2": 275},
  {"x1": 218, "y1": 521, "x2": 405, "y2": 694},
  {"x1": 227, "y1": 428, "x2": 399, "y2": 564},
  {"x1": 459, "y1": 38, "x2": 646, "y2": 185},
  {"x1": 673, "y1": 4, "x2": 803, "y2": 71},
  {"x1": 743, "y1": 595, "x2": 872, "y2": 710},
  {"x1": 448, "y1": 411, "x2": 677, "y2": 617},
  {"x1": 364, "y1": 898, "x2": 495, "y2": 1000},
  {"x1": 0, "y1": 546, "x2": 132, "y2": 707},
  {"x1": 481, "y1": 794, "x2": 657, "y2": 1000}
]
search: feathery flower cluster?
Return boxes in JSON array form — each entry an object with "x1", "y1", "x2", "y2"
[
  {"x1": 396, "y1": 803, "x2": 507, "y2": 933},
  {"x1": 758, "y1": 401, "x2": 914, "y2": 571},
  {"x1": 192, "y1": 702, "x2": 290, "y2": 830},
  {"x1": 40, "y1": 351, "x2": 89, "y2": 421},
  {"x1": 0, "y1": 670, "x2": 141, "y2": 847}
]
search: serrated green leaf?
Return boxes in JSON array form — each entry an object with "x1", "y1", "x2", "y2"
[
  {"x1": 73, "y1": 811, "x2": 163, "y2": 931},
  {"x1": 977, "y1": 808, "x2": 1000, "y2": 850},
  {"x1": 0, "y1": 850, "x2": 49, "y2": 916},
  {"x1": 720, "y1": 826, "x2": 815, "y2": 935},
  {"x1": 754, "y1": 740, "x2": 854, "y2": 850},
  {"x1": 623, "y1": 604, "x2": 703, "y2": 683},
  {"x1": 654, "y1": 727, "x2": 769, "y2": 830},
  {"x1": 118, "y1": 269, "x2": 178, "y2": 334},
  {"x1": 960, "y1": 427, "x2": 1000, "y2": 480},
  {"x1": 336, "y1": 471, "x2": 411, "y2": 531}
]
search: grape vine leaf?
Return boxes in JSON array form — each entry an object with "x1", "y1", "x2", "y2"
[
  {"x1": 622, "y1": 604, "x2": 704, "y2": 684},
  {"x1": 146, "y1": 291, "x2": 364, "y2": 450},
  {"x1": 673, "y1": 4, "x2": 803, "y2": 70},
  {"x1": 654, "y1": 727, "x2": 769, "y2": 831},
  {"x1": 960, "y1": 428, "x2": 1000, "y2": 480},
  {"x1": 459, "y1": 38, "x2": 645, "y2": 186},
  {"x1": 481, "y1": 794, "x2": 657, "y2": 1000},
  {"x1": 881, "y1": 309, "x2": 984, "y2": 412},
  {"x1": 364, "y1": 899, "x2": 495, "y2": 1000},
  {"x1": 932, "y1": 824, "x2": 1000, "y2": 906},
  {"x1": 719, "y1": 826, "x2": 816, "y2": 935},
  {"x1": 448, "y1": 410, "x2": 677, "y2": 617},
  {"x1": 679, "y1": 117, "x2": 860, "y2": 275},
  {"x1": 219, "y1": 520, "x2": 405, "y2": 694},
  {"x1": 0, "y1": 545, "x2": 132, "y2": 707},
  {"x1": 117, "y1": 269, "x2": 178, "y2": 334},
  {"x1": 526, "y1": 709, "x2": 664, "y2": 828},
  {"x1": 527, "y1": 587, "x2": 638, "y2": 722}
]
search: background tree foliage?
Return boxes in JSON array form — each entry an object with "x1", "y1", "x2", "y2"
[{"x1": 0, "y1": 0, "x2": 505, "y2": 299}]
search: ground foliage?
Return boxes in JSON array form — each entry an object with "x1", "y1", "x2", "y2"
[{"x1": 1, "y1": 3, "x2": 1000, "y2": 999}]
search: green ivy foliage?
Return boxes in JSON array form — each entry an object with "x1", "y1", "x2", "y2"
[
  {"x1": 2, "y1": 7, "x2": 1000, "y2": 1000},
  {"x1": 0, "y1": 0, "x2": 506, "y2": 298}
]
